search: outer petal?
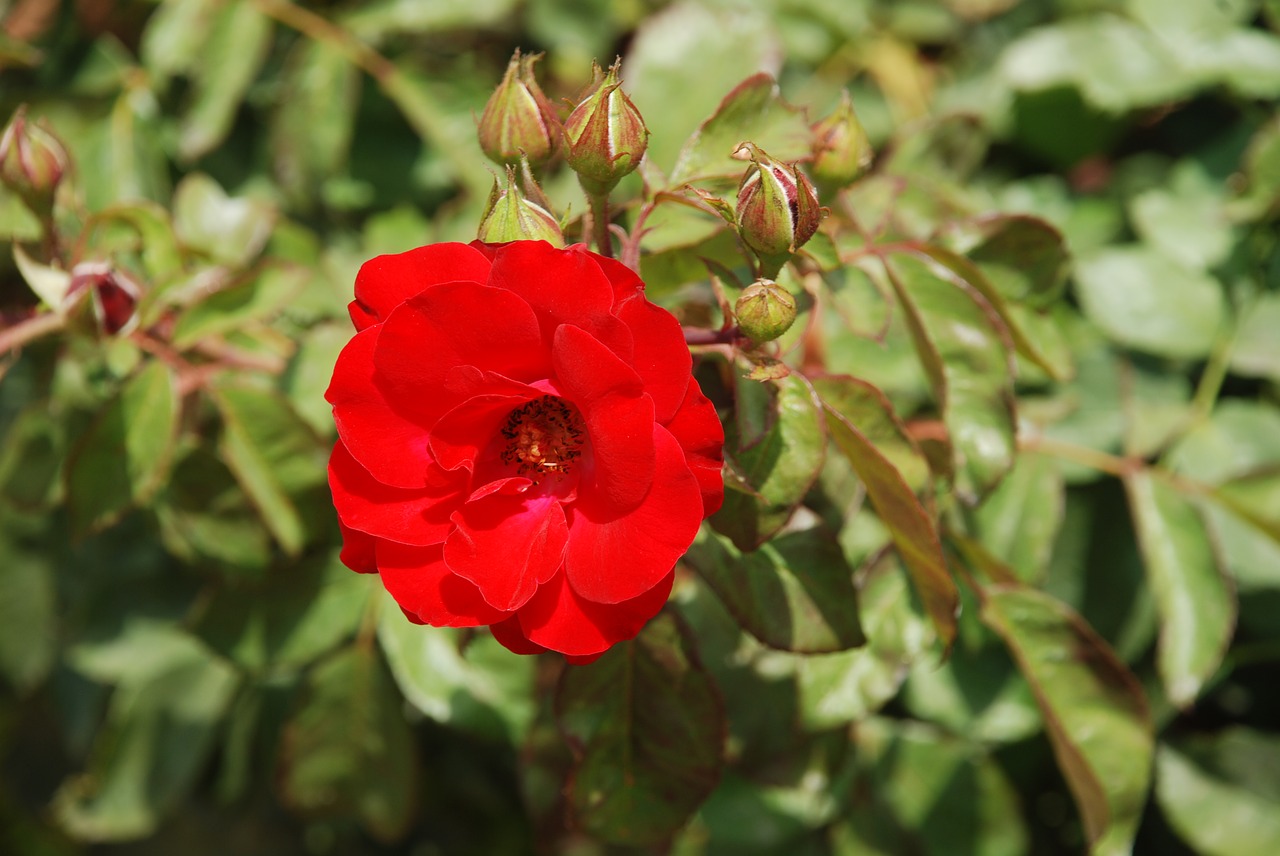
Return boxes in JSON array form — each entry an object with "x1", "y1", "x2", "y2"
[
  {"x1": 486, "y1": 241, "x2": 613, "y2": 334},
  {"x1": 517, "y1": 569, "x2": 675, "y2": 657},
  {"x1": 616, "y1": 297, "x2": 691, "y2": 425},
  {"x1": 337, "y1": 520, "x2": 377, "y2": 573},
  {"x1": 351, "y1": 243, "x2": 491, "y2": 330},
  {"x1": 444, "y1": 492, "x2": 568, "y2": 612},
  {"x1": 326, "y1": 326, "x2": 435, "y2": 489},
  {"x1": 489, "y1": 615, "x2": 547, "y2": 655},
  {"x1": 374, "y1": 282, "x2": 552, "y2": 426},
  {"x1": 589, "y1": 252, "x2": 647, "y2": 307},
  {"x1": 377, "y1": 541, "x2": 508, "y2": 627},
  {"x1": 328, "y1": 442, "x2": 464, "y2": 546},
  {"x1": 564, "y1": 426, "x2": 702, "y2": 604},
  {"x1": 552, "y1": 324, "x2": 654, "y2": 512},
  {"x1": 662, "y1": 380, "x2": 725, "y2": 517}
]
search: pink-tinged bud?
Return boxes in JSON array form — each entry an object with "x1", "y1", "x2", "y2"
[
  {"x1": 563, "y1": 59, "x2": 649, "y2": 194},
  {"x1": 733, "y1": 142, "x2": 822, "y2": 264},
  {"x1": 477, "y1": 50, "x2": 559, "y2": 167},
  {"x1": 810, "y1": 91, "x2": 873, "y2": 187},
  {"x1": 0, "y1": 106, "x2": 69, "y2": 218},
  {"x1": 65, "y1": 262, "x2": 141, "y2": 336},
  {"x1": 477, "y1": 164, "x2": 564, "y2": 246},
  {"x1": 735, "y1": 279, "x2": 797, "y2": 343}
]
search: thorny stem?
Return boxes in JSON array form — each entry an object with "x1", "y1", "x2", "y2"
[{"x1": 0, "y1": 311, "x2": 65, "y2": 355}]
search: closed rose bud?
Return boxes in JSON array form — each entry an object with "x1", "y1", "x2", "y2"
[
  {"x1": 477, "y1": 50, "x2": 559, "y2": 167},
  {"x1": 65, "y1": 262, "x2": 141, "y2": 336},
  {"x1": 810, "y1": 91, "x2": 873, "y2": 188},
  {"x1": 477, "y1": 164, "x2": 564, "y2": 246},
  {"x1": 0, "y1": 106, "x2": 69, "y2": 219},
  {"x1": 563, "y1": 59, "x2": 648, "y2": 194},
  {"x1": 734, "y1": 142, "x2": 822, "y2": 266},
  {"x1": 735, "y1": 278, "x2": 797, "y2": 343}
]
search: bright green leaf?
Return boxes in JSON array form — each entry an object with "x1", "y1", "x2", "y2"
[
  {"x1": 172, "y1": 173, "x2": 276, "y2": 268},
  {"x1": 976, "y1": 452, "x2": 1064, "y2": 584}
]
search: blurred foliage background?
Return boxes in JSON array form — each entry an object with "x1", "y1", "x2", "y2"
[{"x1": 3, "y1": 0, "x2": 1280, "y2": 854}]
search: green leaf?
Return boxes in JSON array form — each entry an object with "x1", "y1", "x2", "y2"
[
  {"x1": 556, "y1": 611, "x2": 723, "y2": 847},
  {"x1": 1157, "y1": 731, "x2": 1280, "y2": 856},
  {"x1": 885, "y1": 250, "x2": 1017, "y2": 498},
  {"x1": 626, "y1": 5, "x2": 781, "y2": 175},
  {"x1": 1129, "y1": 161, "x2": 1233, "y2": 271},
  {"x1": 669, "y1": 74, "x2": 813, "y2": 186},
  {"x1": 270, "y1": 38, "x2": 361, "y2": 207},
  {"x1": 377, "y1": 596, "x2": 536, "y2": 743},
  {"x1": 211, "y1": 382, "x2": 328, "y2": 556},
  {"x1": 686, "y1": 528, "x2": 865, "y2": 653},
  {"x1": 1074, "y1": 247, "x2": 1225, "y2": 359},
  {"x1": 172, "y1": 173, "x2": 276, "y2": 268},
  {"x1": 277, "y1": 645, "x2": 416, "y2": 843},
  {"x1": 54, "y1": 624, "x2": 238, "y2": 841},
  {"x1": 948, "y1": 214, "x2": 1070, "y2": 307},
  {"x1": 713, "y1": 374, "x2": 827, "y2": 551},
  {"x1": 13, "y1": 244, "x2": 72, "y2": 310},
  {"x1": 139, "y1": 0, "x2": 221, "y2": 87},
  {"x1": 811, "y1": 374, "x2": 931, "y2": 493},
  {"x1": 976, "y1": 452, "x2": 1065, "y2": 584},
  {"x1": 820, "y1": 376, "x2": 959, "y2": 649},
  {"x1": 65, "y1": 360, "x2": 180, "y2": 536},
  {"x1": 177, "y1": 0, "x2": 273, "y2": 161},
  {"x1": 1232, "y1": 293, "x2": 1280, "y2": 383},
  {"x1": 1124, "y1": 469, "x2": 1236, "y2": 707},
  {"x1": 0, "y1": 520, "x2": 57, "y2": 693},
  {"x1": 0, "y1": 401, "x2": 64, "y2": 511},
  {"x1": 979, "y1": 587, "x2": 1153, "y2": 856},
  {"x1": 172, "y1": 263, "x2": 308, "y2": 349}
]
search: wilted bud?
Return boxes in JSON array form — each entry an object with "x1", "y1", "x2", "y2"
[
  {"x1": 477, "y1": 50, "x2": 559, "y2": 167},
  {"x1": 734, "y1": 142, "x2": 822, "y2": 264},
  {"x1": 477, "y1": 164, "x2": 564, "y2": 246},
  {"x1": 735, "y1": 279, "x2": 797, "y2": 343},
  {"x1": 563, "y1": 59, "x2": 648, "y2": 193},
  {"x1": 0, "y1": 106, "x2": 69, "y2": 218},
  {"x1": 810, "y1": 91, "x2": 873, "y2": 187},
  {"x1": 65, "y1": 262, "x2": 141, "y2": 336}
]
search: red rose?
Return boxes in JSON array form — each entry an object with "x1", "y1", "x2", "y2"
[{"x1": 326, "y1": 240, "x2": 723, "y2": 661}]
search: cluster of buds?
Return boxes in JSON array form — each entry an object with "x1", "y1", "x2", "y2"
[
  {"x1": 0, "y1": 106, "x2": 69, "y2": 220},
  {"x1": 477, "y1": 162, "x2": 564, "y2": 246},
  {"x1": 733, "y1": 142, "x2": 823, "y2": 274},
  {"x1": 809, "y1": 91, "x2": 873, "y2": 188}
]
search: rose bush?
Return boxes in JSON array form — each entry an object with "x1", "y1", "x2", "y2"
[{"x1": 326, "y1": 240, "x2": 724, "y2": 661}]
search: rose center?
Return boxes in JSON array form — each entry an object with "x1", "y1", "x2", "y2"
[{"x1": 499, "y1": 395, "x2": 585, "y2": 482}]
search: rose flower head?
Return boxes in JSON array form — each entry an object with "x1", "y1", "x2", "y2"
[{"x1": 326, "y1": 241, "x2": 724, "y2": 662}]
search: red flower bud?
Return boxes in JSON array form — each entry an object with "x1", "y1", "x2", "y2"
[
  {"x1": 477, "y1": 50, "x2": 560, "y2": 167},
  {"x1": 733, "y1": 142, "x2": 822, "y2": 263},
  {"x1": 735, "y1": 279, "x2": 797, "y2": 343},
  {"x1": 478, "y1": 164, "x2": 564, "y2": 246},
  {"x1": 66, "y1": 262, "x2": 141, "y2": 336},
  {"x1": 0, "y1": 106, "x2": 69, "y2": 219},
  {"x1": 563, "y1": 59, "x2": 649, "y2": 193},
  {"x1": 810, "y1": 91, "x2": 873, "y2": 188}
]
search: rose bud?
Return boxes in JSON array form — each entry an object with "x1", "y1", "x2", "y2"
[
  {"x1": 65, "y1": 261, "x2": 141, "y2": 336},
  {"x1": 477, "y1": 50, "x2": 559, "y2": 167},
  {"x1": 477, "y1": 165, "x2": 565, "y2": 246},
  {"x1": 733, "y1": 142, "x2": 822, "y2": 263},
  {"x1": 563, "y1": 59, "x2": 649, "y2": 193},
  {"x1": 0, "y1": 106, "x2": 69, "y2": 219},
  {"x1": 327, "y1": 241, "x2": 724, "y2": 662},
  {"x1": 735, "y1": 278, "x2": 797, "y2": 343},
  {"x1": 810, "y1": 91, "x2": 873, "y2": 188}
]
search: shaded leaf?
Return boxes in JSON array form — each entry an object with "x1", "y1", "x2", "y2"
[
  {"x1": 556, "y1": 611, "x2": 723, "y2": 847},
  {"x1": 277, "y1": 645, "x2": 416, "y2": 842},
  {"x1": 949, "y1": 214, "x2": 1070, "y2": 307},
  {"x1": 0, "y1": 520, "x2": 57, "y2": 693},
  {"x1": 1124, "y1": 469, "x2": 1235, "y2": 707},
  {"x1": 172, "y1": 263, "x2": 308, "y2": 349},
  {"x1": 65, "y1": 360, "x2": 180, "y2": 536},
  {"x1": 172, "y1": 173, "x2": 276, "y2": 269},
  {"x1": 979, "y1": 587, "x2": 1153, "y2": 856},
  {"x1": 686, "y1": 528, "x2": 865, "y2": 653},
  {"x1": 812, "y1": 374, "x2": 931, "y2": 494},
  {"x1": 976, "y1": 452, "x2": 1065, "y2": 584}
]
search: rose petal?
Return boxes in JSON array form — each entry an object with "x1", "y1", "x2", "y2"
[
  {"x1": 662, "y1": 380, "x2": 725, "y2": 517},
  {"x1": 429, "y1": 393, "x2": 531, "y2": 473},
  {"x1": 616, "y1": 297, "x2": 691, "y2": 424},
  {"x1": 489, "y1": 615, "x2": 547, "y2": 655},
  {"x1": 351, "y1": 243, "x2": 491, "y2": 330},
  {"x1": 564, "y1": 425, "x2": 702, "y2": 603},
  {"x1": 589, "y1": 252, "x2": 647, "y2": 307},
  {"x1": 337, "y1": 520, "x2": 377, "y2": 573},
  {"x1": 445, "y1": 492, "x2": 568, "y2": 611},
  {"x1": 374, "y1": 282, "x2": 551, "y2": 426},
  {"x1": 517, "y1": 569, "x2": 675, "y2": 657},
  {"x1": 552, "y1": 324, "x2": 654, "y2": 512},
  {"x1": 377, "y1": 541, "x2": 508, "y2": 627},
  {"x1": 326, "y1": 326, "x2": 436, "y2": 488},
  {"x1": 487, "y1": 241, "x2": 613, "y2": 334},
  {"x1": 328, "y1": 442, "x2": 464, "y2": 546}
]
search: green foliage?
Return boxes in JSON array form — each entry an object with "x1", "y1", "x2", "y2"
[{"x1": 3, "y1": 0, "x2": 1280, "y2": 854}]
